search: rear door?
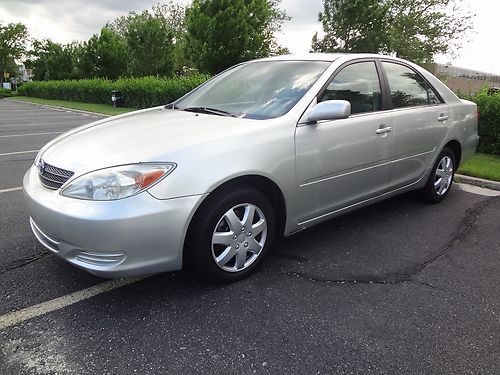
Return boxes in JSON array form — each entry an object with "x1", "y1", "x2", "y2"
[{"x1": 380, "y1": 61, "x2": 449, "y2": 188}]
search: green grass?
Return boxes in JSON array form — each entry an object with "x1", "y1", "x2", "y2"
[
  {"x1": 458, "y1": 153, "x2": 500, "y2": 182},
  {"x1": 6, "y1": 96, "x2": 135, "y2": 116}
]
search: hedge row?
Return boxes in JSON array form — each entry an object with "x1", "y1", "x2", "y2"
[
  {"x1": 0, "y1": 88, "x2": 15, "y2": 98},
  {"x1": 17, "y1": 75, "x2": 210, "y2": 109},
  {"x1": 465, "y1": 89, "x2": 500, "y2": 155}
]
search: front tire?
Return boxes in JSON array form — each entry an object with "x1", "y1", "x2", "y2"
[
  {"x1": 421, "y1": 147, "x2": 456, "y2": 203},
  {"x1": 186, "y1": 186, "x2": 276, "y2": 283}
]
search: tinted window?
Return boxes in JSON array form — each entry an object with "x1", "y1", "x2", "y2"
[
  {"x1": 319, "y1": 62, "x2": 382, "y2": 114},
  {"x1": 383, "y1": 62, "x2": 441, "y2": 108},
  {"x1": 428, "y1": 87, "x2": 441, "y2": 105}
]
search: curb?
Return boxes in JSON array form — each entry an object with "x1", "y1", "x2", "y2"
[
  {"x1": 455, "y1": 174, "x2": 500, "y2": 191},
  {"x1": 5, "y1": 98, "x2": 111, "y2": 118}
]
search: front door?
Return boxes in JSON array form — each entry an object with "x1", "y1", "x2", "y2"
[{"x1": 295, "y1": 61, "x2": 392, "y2": 225}]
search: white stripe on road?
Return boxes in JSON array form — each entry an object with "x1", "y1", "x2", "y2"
[
  {"x1": 0, "y1": 132, "x2": 62, "y2": 138},
  {"x1": 0, "y1": 187, "x2": 23, "y2": 193},
  {"x1": 0, "y1": 122, "x2": 85, "y2": 128},
  {"x1": 0, "y1": 150, "x2": 38, "y2": 157},
  {"x1": 0, "y1": 116, "x2": 94, "y2": 121},
  {"x1": 0, "y1": 277, "x2": 145, "y2": 330}
]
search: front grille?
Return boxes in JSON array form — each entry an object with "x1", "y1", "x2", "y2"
[{"x1": 39, "y1": 161, "x2": 74, "y2": 190}]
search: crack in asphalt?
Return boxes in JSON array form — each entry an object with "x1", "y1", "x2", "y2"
[
  {"x1": 281, "y1": 197, "x2": 495, "y2": 289},
  {"x1": 283, "y1": 271, "x2": 445, "y2": 290},
  {"x1": 0, "y1": 247, "x2": 49, "y2": 275}
]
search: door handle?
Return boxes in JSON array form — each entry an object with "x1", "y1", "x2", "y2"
[
  {"x1": 376, "y1": 126, "x2": 392, "y2": 135},
  {"x1": 438, "y1": 114, "x2": 449, "y2": 121}
]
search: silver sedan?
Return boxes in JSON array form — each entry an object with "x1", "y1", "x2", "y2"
[{"x1": 23, "y1": 54, "x2": 479, "y2": 282}]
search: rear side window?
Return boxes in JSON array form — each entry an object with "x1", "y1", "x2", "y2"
[
  {"x1": 382, "y1": 62, "x2": 441, "y2": 108},
  {"x1": 318, "y1": 62, "x2": 382, "y2": 114}
]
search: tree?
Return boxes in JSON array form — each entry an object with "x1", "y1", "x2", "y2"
[
  {"x1": 152, "y1": 0, "x2": 188, "y2": 43},
  {"x1": 152, "y1": 1, "x2": 190, "y2": 73},
  {"x1": 0, "y1": 22, "x2": 29, "y2": 83},
  {"x1": 123, "y1": 12, "x2": 175, "y2": 77},
  {"x1": 386, "y1": 0, "x2": 472, "y2": 63},
  {"x1": 311, "y1": 0, "x2": 473, "y2": 64},
  {"x1": 27, "y1": 40, "x2": 75, "y2": 80},
  {"x1": 311, "y1": 0, "x2": 389, "y2": 53},
  {"x1": 185, "y1": 0, "x2": 290, "y2": 74},
  {"x1": 75, "y1": 27, "x2": 128, "y2": 79}
]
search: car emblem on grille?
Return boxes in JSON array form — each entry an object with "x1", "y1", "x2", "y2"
[{"x1": 38, "y1": 160, "x2": 45, "y2": 175}]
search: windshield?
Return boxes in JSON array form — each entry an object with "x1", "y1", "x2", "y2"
[{"x1": 175, "y1": 60, "x2": 330, "y2": 119}]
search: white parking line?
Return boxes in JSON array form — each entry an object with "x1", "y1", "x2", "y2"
[
  {"x1": 0, "y1": 122, "x2": 85, "y2": 128},
  {"x1": 0, "y1": 150, "x2": 38, "y2": 157},
  {"x1": 0, "y1": 132, "x2": 62, "y2": 138},
  {"x1": 0, "y1": 116, "x2": 90, "y2": 121},
  {"x1": 0, "y1": 187, "x2": 23, "y2": 193},
  {"x1": 0, "y1": 277, "x2": 145, "y2": 330}
]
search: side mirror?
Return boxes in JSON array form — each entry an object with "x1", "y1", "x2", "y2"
[{"x1": 306, "y1": 100, "x2": 351, "y2": 122}]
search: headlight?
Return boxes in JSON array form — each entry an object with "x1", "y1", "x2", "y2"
[{"x1": 60, "y1": 163, "x2": 176, "y2": 201}]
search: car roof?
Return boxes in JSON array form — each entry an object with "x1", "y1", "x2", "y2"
[{"x1": 256, "y1": 53, "x2": 395, "y2": 63}]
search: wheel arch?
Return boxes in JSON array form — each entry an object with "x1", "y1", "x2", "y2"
[
  {"x1": 182, "y1": 174, "x2": 287, "y2": 265},
  {"x1": 444, "y1": 139, "x2": 462, "y2": 168}
]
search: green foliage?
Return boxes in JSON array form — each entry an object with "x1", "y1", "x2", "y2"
[
  {"x1": 26, "y1": 1, "x2": 288, "y2": 80},
  {"x1": 108, "y1": 1, "x2": 188, "y2": 75},
  {"x1": 123, "y1": 12, "x2": 175, "y2": 77},
  {"x1": 311, "y1": 0, "x2": 473, "y2": 64},
  {"x1": 152, "y1": 1, "x2": 190, "y2": 73},
  {"x1": 0, "y1": 87, "x2": 15, "y2": 98},
  {"x1": 311, "y1": 0, "x2": 388, "y2": 53},
  {"x1": 17, "y1": 75, "x2": 210, "y2": 109},
  {"x1": 387, "y1": 0, "x2": 472, "y2": 63},
  {"x1": 76, "y1": 27, "x2": 128, "y2": 79},
  {"x1": 26, "y1": 40, "x2": 75, "y2": 80},
  {"x1": 458, "y1": 153, "x2": 500, "y2": 181},
  {"x1": 465, "y1": 89, "x2": 500, "y2": 155},
  {"x1": 185, "y1": 0, "x2": 289, "y2": 74},
  {"x1": 152, "y1": 1, "x2": 188, "y2": 42},
  {"x1": 0, "y1": 22, "x2": 29, "y2": 82}
]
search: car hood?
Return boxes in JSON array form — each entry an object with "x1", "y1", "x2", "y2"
[{"x1": 41, "y1": 107, "x2": 259, "y2": 174}]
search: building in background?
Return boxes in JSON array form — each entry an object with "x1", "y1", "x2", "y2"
[{"x1": 428, "y1": 63, "x2": 500, "y2": 93}]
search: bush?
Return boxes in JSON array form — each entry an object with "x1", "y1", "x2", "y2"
[
  {"x1": 0, "y1": 88, "x2": 15, "y2": 98},
  {"x1": 461, "y1": 88, "x2": 500, "y2": 155},
  {"x1": 17, "y1": 75, "x2": 210, "y2": 109}
]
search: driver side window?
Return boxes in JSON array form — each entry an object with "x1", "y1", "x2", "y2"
[{"x1": 318, "y1": 62, "x2": 382, "y2": 115}]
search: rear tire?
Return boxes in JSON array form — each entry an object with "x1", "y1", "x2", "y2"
[
  {"x1": 185, "y1": 185, "x2": 275, "y2": 283},
  {"x1": 420, "y1": 147, "x2": 456, "y2": 203}
]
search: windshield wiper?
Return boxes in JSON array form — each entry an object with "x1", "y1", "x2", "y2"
[
  {"x1": 164, "y1": 102, "x2": 178, "y2": 109},
  {"x1": 182, "y1": 106, "x2": 237, "y2": 117}
]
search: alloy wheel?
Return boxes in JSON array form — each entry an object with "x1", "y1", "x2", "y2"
[
  {"x1": 211, "y1": 203, "x2": 267, "y2": 272},
  {"x1": 434, "y1": 155, "x2": 454, "y2": 196}
]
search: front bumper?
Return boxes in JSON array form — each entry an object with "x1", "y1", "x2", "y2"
[{"x1": 23, "y1": 165, "x2": 205, "y2": 277}]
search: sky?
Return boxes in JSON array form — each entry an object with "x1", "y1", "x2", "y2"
[{"x1": 0, "y1": 0, "x2": 499, "y2": 74}]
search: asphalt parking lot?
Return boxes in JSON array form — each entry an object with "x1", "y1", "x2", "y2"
[{"x1": 0, "y1": 99, "x2": 499, "y2": 374}]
